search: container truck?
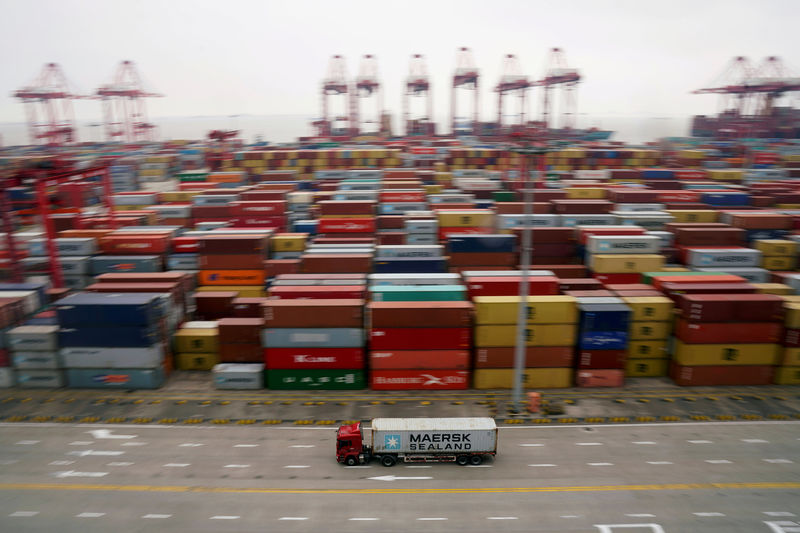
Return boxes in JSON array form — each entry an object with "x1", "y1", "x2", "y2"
[{"x1": 336, "y1": 417, "x2": 497, "y2": 466}]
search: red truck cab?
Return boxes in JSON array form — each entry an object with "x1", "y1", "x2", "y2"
[{"x1": 336, "y1": 422, "x2": 366, "y2": 465}]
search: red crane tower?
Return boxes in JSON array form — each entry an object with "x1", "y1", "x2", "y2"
[
  {"x1": 692, "y1": 56, "x2": 757, "y2": 116},
  {"x1": 451, "y1": 47, "x2": 480, "y2": 135},
  {"x1": 403, "y1": 54, "x2": 434, "y2": 136},
  {"x1": 96, "y1": 60, "x2": 163, "y2": 143},
  {"x1": 535, "y1": 48, "x2": 581, "y2": 130},
  {"x1": 313, "y1": 55, "x2": 356, "y2": 138},
  {"x1": 354, "y1": 54, "x2": 383, "y2": 136},
  {"x1": 496, "y1": 54, "x2": 530, "y2": 130},
  {"x1": 13, "y1": 63, "x2": 83, "y2": 146}
]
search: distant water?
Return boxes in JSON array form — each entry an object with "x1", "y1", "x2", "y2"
[{"x1": 0, "y1": 114, "x2": 692, "y2": 147}]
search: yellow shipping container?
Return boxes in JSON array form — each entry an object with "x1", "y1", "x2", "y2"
[
  {"x1": 424, "y1": 184, "x2": 444, "y2": 194},
  {"x1": 762, "y1": 257, "x2": 797, "y2": 271},
  {"x1": 437, "y1": 210, "x2": 494, "y2": 228},
  {"x1": 176, "y1": 352, "x2": 219, "y2": 371},
  {"x1": 173, "y1": 329, "x2": 218, "y2": 353},
  {"x1": 627, "y1": 341, "x2": 669, "y2": 359},
  {"x1": 709, "y1": 169, "x2": 744, "y2": 181},
  {"x1": 474, "y1": 324, "x2": 577, "y2": 347},
  {"x1": 673, "y1": 340, "x2": 781, "y2": 366},
  {"x1": 271, "y1": 233, "x2": 308, "y2": 252},
  {"x1": 195, "y1": 286, "x2": 266, "y2": 298},
  {"x1": 625, "y1": 358, "x2": 669, "y2": 377},
  {"x1": 590, "y1": 254, "x2": 666, "y2": 274},
  {"x1": 473, "y1": 368, "x2": 573, "y2": 389},
  {"x1": 473, "y1": 295, "x2": 578, "y2": 325},
  {"x1": 782, "y1": 348, "x2": 800, "y2": 366},
  {"x1": 752, "y1": 283, "x2": 793, "y2": 295},
  {"x1": 160, "y1": 192, "x2": 199, "y2": 203},
  {"x1": 621, "y1": 296, "x2": 673, "y2": 322},
  {"x1": 774, "y1": 366, "x2": 800, "y2": 385},
  {"x1": 566, "y1": 187, "x2": 606, "y2": 199},
  {"x1": 754, "y1": 239, "x2": 798, "y2": 257},
  {"x1": 665, "y1": 210, "x2": 718, "y2": 223},
  {"x1": 112, "y1": 205, "x2": 149, "y2": 211},
  {"x1": 139, "y1": 169, "x2": 166, "y2": 177},
  {"x1": 628, "y1": 321, "x2": 671, "y2": 341},
  {"x1": 785, "y1": 303, "x2": 800, "y2": 328},
  {"x1": 660, "y1": 266, "x2": 691, "y2": 272}
]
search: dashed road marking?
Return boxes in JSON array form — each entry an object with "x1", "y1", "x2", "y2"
[
  {"x1": 529, "y1": 464, "x2": 557, "y2": 467},
  {"x1": 68, "y1": 441, "x2": 93, "y2": 446},
  {"x1": 210, "y1": 515, "x2": 240, "y2": 520},
  {"x1": 487, "y1": 516, "x2": 518, "y2": 520},
  {"x1": 694, "y1": 512, "x2": 726, "y2": 517},
  {"x1": 284, "y1": 465, "x2": 310, "y2": 469},
  {"x1": 647, "y1": 461, "x2": 673, "y2": 465},
  {"x1": 405, "y1": 465, "x2": 432, "y2": 469},
  {"x1": 466, "y1": 465, "x2": 492, "y2": 468},
  {"x1": 765, "y1": 521, "x2": 800, "y2": 533},
  {"x1": 742, "y1": 439, "x2": 769, "y2": 443},
  {"x1": 224, "y1": 464, "x2": 250, "y2": 468},
  {"x1": 627, "y1": 514, "x2": 656, "y2": 518},
  {"x1": 344, "y1": 465, "x2": 371, "y2": 468},
  {"x1": 632, "y1": 441, "x2": 657, "y2": 445},
  {"x1": 178, "y1": 443, "x2": 203, "y2": 447},
  {"x1": 9, "y1": 511, "x2": 39, "y2": 517},
  {"x1": 588, "y1": 462, "x2": 614, "y2": 466},
  {"x1": 55, "y1": 471, "x2": 108, "y2": 478},
  {"x1": 121, "y1": 442, "x2": 147, "y2": 447},
  {"x1": 519, "y1": 443, "x2": 544, "y2": 447},
  {"x1": 764, "y1": 459, "x2": 794, "y2": 464},
  {"x1": 49, "y1": 460, "x2": 75, "y2": 466},
  {"x1": 15, "y1": 441, "x2": 39, "y2": 445},
  {"x1": 417, "y1": 517, "x2": 448, "y2": 521},
  {"x1": 0, "y1": 460, "x2": 18, "y2": 465},
  {"x1": 279, "y1": 517, "x2": 308, "y2": 520},
  {"x1": 765, "y1": 512, "x2": 797, "y2": 517},
  {"x1": 142, "y1": 514, "x2": 172, "y2": 519},
  {"x1": 106, "y1": 462, "x2": 133, "y2": 467},
  {"x1": 576, "y1": 442, "x2": 604, "y2": 446},
  {"x1": 163, "y1": 463, "x2": 190, "y2": 467},
  {"x1": 688, "y1": 440, "x2": 713, "y2": 444},
  {"x1": 76, "y1": 512, "x2": 105, "y2": 518},
  {"x1": 68, "y1": 450, "x2": 124, "y2": 457},
  {"x1": 233, "y1": 444, "x2": 258, "y2": 448},
  {"x1": 349, "y1": 517, "x2": 379, "y2": 521},
  {"x1": 561, "y1": 515, "x2": 581, "y2": 518},
  {"x1": 290, "y1": 445, "x2": 315, "y2": 448},
  {"x1": 705, "y1": 459, "x2": 733, "y2": 464},
  {"x1": 594, "y1": 525, "x2": 665, "y2": 533}
]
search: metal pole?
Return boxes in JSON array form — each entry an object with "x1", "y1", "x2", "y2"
[{"x1": 36, "y1": 176, "x2": 65, "y2": 289}]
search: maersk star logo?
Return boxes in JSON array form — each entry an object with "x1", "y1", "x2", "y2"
[{"x1": 384, "y1": 434, "x2": 401, "y2": 449}]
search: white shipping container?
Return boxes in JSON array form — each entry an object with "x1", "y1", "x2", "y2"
[
  {"x1": 370, "y1": 418, "x2": 497, "y2": 454},
  {"x1": 586, "y1": 235, "x2": 662, "y2": 254},
  {"x1": 60, "y1": 345, "x2": 164, "y2": 369},
  {"x1": 367, "y1": 273, "x2": 461, "y2": 286},
  {"x1": 0, "y1": 368, "x2": 14, "y2": 388},
  {"x1": 212, "y1": 363, "x2": 264, "y2": 390}
]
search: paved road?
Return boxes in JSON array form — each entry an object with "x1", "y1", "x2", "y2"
[{"x1": 0, "y1": 421, "x2": 798, "y2": 532}]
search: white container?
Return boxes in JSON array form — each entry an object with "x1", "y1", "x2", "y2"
[
  {"x1": 212, "y1": 363, "x2": 264, "y2": 390},
  {"x1": 0, "y1": 368, "x2": 15, "y2": 388},
  {"x1": 15, "y1": 369, "x2": 65, "y2": 388},
  {"x1": 60, "y1": 345, "x2": 164, "y2": 369},
  {"x1": 586, "y1": 235, "x2": 662, "y2": 254},
  {"x1": 7, "y1": 325, "x2": 59, "y2": 351},
  {"x1": 12, "y1": 351, "x2": 60, "y2": 370},
  {"x1": 370, "y1": 417, "x2": 497, "y2": 454}
]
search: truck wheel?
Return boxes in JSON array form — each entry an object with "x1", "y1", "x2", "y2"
[
  {"x1": 456, "y1": 455, "x2": 469, "y2": 466},
  {"x1": 469, "y1": 455, "x2": 483, "y2": 465},
  {"x1": 380, "y1": 455, "x2": 396, "y2": 467},
  {"x1": 345, "y1": 456, "x2": 358, "y2": 466}
]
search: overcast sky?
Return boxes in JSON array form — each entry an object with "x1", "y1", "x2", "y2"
[{"x1": 2, "y1": 0, "x2": 799, "y2": 126}]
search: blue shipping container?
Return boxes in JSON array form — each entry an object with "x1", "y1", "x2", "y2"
[
  {"x1": 372, "y1": 258, "x2": 448, "y2": 274},
  {"x1": 55, "y1": 292, "x2": 165, "y2": 326},
  {"x1": 59, "y1": 325, "x2": 161, "y2": 348},
  {"x1": 447, "y1": 234, "x2": 516, "y2": 253},
  {"x1": 66, "y1": 367, "x2": 165, "y2": 389}
]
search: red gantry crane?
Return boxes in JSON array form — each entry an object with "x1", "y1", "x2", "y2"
[
  {"x1": 451, "y1": 47, "x2": 480, "y2": 135},
  {"x1": 96, "y1": 60, "x2": 163, "y2": 143},
  {"x1": 496, "y1": 54, "x2": 530, "y2": 130},
  {"x1": 535, "y1": 48, "x2": 581, "y2": 130},
  {"x1": 354, "y1": 54, "x2": 383, "y2": 136},
  {"x1": 13, "y1": 63, "x2": 84, "y2": 146},
  {"x1": 403, "y1": 54, "x2": 434, "y2": 136},
  {"x1": 313, "y1": 55, "x2": 356, "y2": 138}
]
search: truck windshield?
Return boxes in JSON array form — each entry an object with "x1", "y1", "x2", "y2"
[{"x1": 337, "y1": 440, "x2": 350, "y2": 449}]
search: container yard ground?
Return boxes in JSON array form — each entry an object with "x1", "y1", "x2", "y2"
[{"x1": 0, "y1": 372, "x2": 798, "y2": 427}]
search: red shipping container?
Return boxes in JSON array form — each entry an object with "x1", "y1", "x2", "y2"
[
  {"x1": 199, "y1": 254, "x2": 265, "y2": 270},
  {"x1": 607, "y1": 190, "x2": 660, "y2": 203},
  {"x1": 370, "y1": 328, "x2": 471, "y2": 350},
  {"x1": 563, "y1": 290, "x2": 616, "y2": 298},
  {"x1": 230, "y1": 201, "x2": 287, "y2": 216},
  {"x1": 377, "y1": 215, "x2": 405, "y2": 230},
  {"x1": 593, "y1": 273, "x2": 643, "y2": 285},
  {"x1": 651, "y1": 274, "x2": 747, "y2": 291},
  {"x1": 576, "y1": 369, "x2": 624, "y2": 387},
  {"x1": 377, "y1": 232, "x2": 406, "y2": 245},
  {"x1": 577, "y1": 350, "x2": 627, "y2": 369},
  {"x1": 172, "y1": 236, "x2": 199, "y2": 253},
  {"x1": 191, "y1": 205, "x2": 231, "y2": 218},
  {"x1": 369, "y1": 350, "x2": 470, "y2": 370},
  {"x1": 197, "y1": 234, "x2": 270, "y2": 254},
  {"x1": 300, "y1": 254, "x2": 373, "y2": 274},
  {"x1": 232, "y1": 297, "x2": 267, "y2": 318},
  {"x1": 577, "y1": 227, "x2": 647, "y2": 244},
  {"x1": 535, "y1": 265, "x2": 588, "y2": 278},
  {"x1": 318, "y1": 201, "x2": 376, "y2": 217},
  {"x1": 466, "y1": 276, "x2": 560, "y2": 298},
  {"x1": 449, "y1": 252, "x2": 516, "y2": 267},
  {"x1": 496, "y1": 202, "x2": 551, "y2": 214},
  {"x1": 370, "y1": 369, "x2": 469, "y2": 390},
  {"x1": 674, "y1": 170, "x2": 708, "y2": 180},
  {"x1": 241, "y1": 191, "x2": 288, "y2": 201},
  {"x1": 669, "y1": 362, "x2": 774, "y2": 386},
  {"x1": 675, "y1": 319, "x2": 781, "y2": 344},
  {"x1": 676, "y1": 294, "x2": 784, "y2": 322},
  {"x1": 231, "y1": 216, "x2": 286, "y2": 228},
  {"x1": 264, "y1": 348, "x2": 364, "y2": 369},
  {"x1": 317, "y1": 218, "x2": 376, "y2": 233},
  {"x1": 473, "y1": 346, "x2": 574, "y2": 368},
  {"x1": 558, "y1": 278, "x2": 605, "y2": 291},
  {"x1": 673, "y1": 227, "x2": 745, "y2": 246},
  {"x1": 510, "y1": 227, "x2": 573, "y2": 243},
  {"x1": 379, "y1": 191, "x2": 426, "y2": 203},
  {"x1": 267, "y1": 285, "x2": 366, "y2": 300},
  {"x1": 99, "y1": 234, "x2": 171, "y2": 255},
  {"x1": 368, "y1": 301, "x2": 473, "y2": 328},
  {"x1": 784, "y1": 328, "x2": 800, "y2": 347},
  {"x1": 219, "y1": 343, "x2": 263, "y2": 363},
  {"x1": 264, "y1": 259, "x2": 301, "y2": 278},
  {"x1": 0, "y1": 349, "x2": 10, "y2": 367},
  {"x1": 614, "y1": 290, "x2": 664, "y2": 297},
  {"x1": 218, "y1": 318, "x2": 265, "y2": 344}
]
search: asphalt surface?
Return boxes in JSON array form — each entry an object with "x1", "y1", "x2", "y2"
[{"x1": 0, "y1": 421, "x2": 798, "y2": 532}]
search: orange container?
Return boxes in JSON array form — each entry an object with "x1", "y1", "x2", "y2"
[
  {"x1": 576, "y1": 369, "x2": 625, "y2": 388},
  {"x1": 198, "y1": 270, "x2": 266, "y2": 286},
  {"x1": 651, "y1": 274, "x2": 746, "y2": 291},
  {"x1": 369, "y1": 350, "x2": 470, "y2": 370}
]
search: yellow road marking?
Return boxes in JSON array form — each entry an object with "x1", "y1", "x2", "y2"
[{"x1": 0, "y1": 481, "x2": 796, "y2": 495}]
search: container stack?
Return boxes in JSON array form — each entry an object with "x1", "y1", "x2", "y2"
[
  {"x1": 368, "y1": 301, "x2": 472, "y2": 390},
  {"x1": 473, "y1": 295, "x2": 577, "y2": 389},
  {"x1": 373, "y1": 244, "x2": 447, "y2": 275},
  {"x1": 446, "y1": 234, "x2": 516, "y2": 272},
  {"x1": 620, "y1": 296, "x2": 674, "y2": 378},
  {"x1": 217, "y1": 318, "x2": 265, "y2": 364},
  {"x1": 575, "y1": 297, "x2": 632, "y2": 387},
  {"x1": 197, "y1": 233, "x2": 270, "y2": 295},
  {"x1": 404, "y1": 216, "x2": 438, "y2": 245},
  {"x1": 109, "y1": 162, "x2": 139, "y2": 193},
  {"x1": 776, "y1": 302, "x2": 800, "y2": 385},
  {"x1": 174, "y1": 321, "x2": 220, "y2": 370},
  {"x1": 263, "y1": 299, "x2": 366, "y2": 390},
  {"x1": 754, "y1": 239, "x2": 798, "y2": 271},
  {"x1": 56, "y1": 292, "x2": 169, "y2": 389},
  {"x1": 26, "y1": 237, "x2": 97, "y2": 290},
  {"x1": 670, "y1": 294, "x2": 784, "y2": 386},
  {"x1": 585, "y1": 232, "x2": 665, "y2": 286},
  {"x1": 436, "y1": 210, "x2": 494, "y2": 243},
  {"x1": 8, "y1": 325, "x2": 63, "y2": 388}
]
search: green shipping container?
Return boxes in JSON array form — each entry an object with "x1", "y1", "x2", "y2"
[
  {"x1": 266, "y1": 369, "x2": 366, "y2": 390},
  {"x1": 369, "y1": 284, "x2": 467, "y2": 302},
  {"x1": 640, "y1": 271, "x2": 728, "y2": 284},
  {"x1": 177, "y1": 171, "x2": 209, "y2": 182},
  {"x1": 492, "y1": 191, "x2": 516, "y2": 202}
]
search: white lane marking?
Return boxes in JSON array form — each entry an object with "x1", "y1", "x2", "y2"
[
  {"x1": 15, "y1": 440, "x2": 39, "y2": 445},
  {"x1": 290, "y1": 445, "x2": 315, "y2": 448},
  {"x1": 163, "y1": 463, "x2": 190, "y2": 467},
  {"x1": 519, "y1": 443, "x2": 544, "y2": 447},
  {"x1": 224, "y1": 464, "x2": 250, "y2": 468},
  {"x1": 121, "y1": 442, "x2": 147, "y2": 447},
  {"x1": 705, "y1": 459, "x2": 733, "y2": 464},
  {"x1": 688, "y1": 440, "x2": 713, "y2": 444},
  {"x1": 405, "y1": 465, "x2": 432, "y2": 469},
  {"x1": 764, "y1": 459, "x2": 794, "y2": 464},
  {"x1": 107, "y1": 462, "x2": 134, "y2": 467},
  {"x1": 55, "y1": 471, "x2": 108, "y2": 478},
  {"x1": 587, "y1": 462, "x2": 614, "y2": 466},
  {"x1": 344, "y1": 465, "x2": 371, "y2": 469},
  {"x1": 417, "y1": 517, "x2": 448, "y2": 521},
  {"x1": 0, "y1": 460, "x2": 18, "y2": 465},
  {"x1": 529, "y1": 463, "x2": 557, "y2": 467},
  {"x1": 488, "y1": 516, "x2": 518, "y2": 520},
  {"x1": 594, "y1": 525, "x2": 665, "y2": 532},
  {"x1": 87, "y1": 429, "x2": 135, "y2": 440},
  {"x1": 627, "y1": 514, "x2": 656, "y2": 518},
  {"x1": 69, "y1": 441, "x2": 93, "y2": 446},
  {"x1": 68, "y1": 450, "x2": 124, "y2": 457},
  {"x1": 742, "y1": 439, "x2": 769, "y2": 443},
  {"x1": 694, "y1": 512, "x2": 726, "y2": 517},
  {"x1": 284, "y1": 465, "x2": 310, "y2": 469},
  {"x1": 632, "y1": 441, "x2": 657, "y2": 445},
  {"x1": 279, "y1": 517, "x2": 308, "y2": 521},
  {"x1": 765, "y1": 521, "x2": 800, "y2": 533},
  {"x1": 647, "y1": 461, "x2": 674, "y2": 465},
  {"x1": 178, "y1": 443, "x2": 203, "y2": 447},
  {"x1": 765, "y1": 512, "x2": 797, "y2": 517},
  {"x1": 576, "y1": 442, "x2": 604, "y2": 446},
  {"x1": 349, "y1": 518, "x2": 380, "y2": 521},
  {"x1": 369, "y1": 475, "x2": 432, "y2": 481},
  {"x1": 9, "y1": 511, "x2": 39, "y2": 517},
  {"x1": 233, "y1": 444, "x2": 259, "y2": 448},
  {"x1": 561, "y1": 515, "x2": 581, "y2": 518},
  {"x1": 76, "y1": 512, "x2": 105, "y2": 518},
  {"x1": 142, "y1": 514, "x2": 172, "y2": 519},
  {"x1": 466, "y1": 465, "x2": 493, "y2": 468},
  {"x1": 49, "y1": 460, "x2": 75, "y2": 466},
  {"x1": 210, "y1": 515, "x2": 240, "y2": 520}
]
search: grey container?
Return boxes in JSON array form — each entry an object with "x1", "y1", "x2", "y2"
[
  {"x1": 16, "y1": 369, "x2": 65, "y2": 388},
  {"x1": 586, "y1": 235, "x2": 662, "y2": 254},
  {"x1": 498, "y1": 214, "x2": 559, "y2": 229},
  {"x1": 148, "y1": 205, "x2": 192, "y2": 218},
  {"x1": 12, "y1": 351, "x2": 60, "y2": 370},
  {"x1": 647, "y1": 230, "x2": 675, "y2": 248},
  {"x1": 378, "y1": 203, "x2": 429, "y2": 215},
  {"x1": 27, "y1": 238, "x2": 97, "y2": 257},
  {"x1": 333, "y1": 192, "x2": 379, "y2": 201},
  {"x1": 271, "y1": 252, "x2": 303, "y2": 260},
  {"x1": 65, "y1": 368, "x2": 165, "y2": 389},
  {"x1": 428, "y1": 193, "x2": 476, "y2": 204},
  {"x1": 614, "y1": 203, "x2": 666, "y2": 212},
  {"x1": 60, "y1": 345, "x2": 164, "y2": 369},
  {"x1": 7, "y1": 325, "x2": 59, "y2": 351},
  {"x1": 687, "y1": 248, "x2": 762, "y2": 268},
  {"x1": 262, "y1": 328, "x2": 364, "y2": 348},
  {"x1": 212, "y1": 363, "x2": 265, "y2": 390},
  {"x1": 191, "y1": 194, "x2": 239, "y2": 206},
  {"x1": 560, "y1": 214, "x2": 617, "y2": 227},
  {"x1": 375, "y1": 245, "x2": 444, "y2": 259},
  {"x1": 167, "y1": 254, "x2": 199, "y2": 270},
  {"x1": 89, "y1": 255, "x2": 162, "y2": 274},
  {"x1": 370, "y1": 417, "x2": 498, "y2": 455},
  {"x1": 62, "y1": 275, "x2": 91, "y2": 290},
  {"x1": 367, "y1": 273, "x2": 461, "y2": 286},
  {"x1": 0, "y1": 368, "x2": 14, "y2": 388},
  {"x1": 59, "y1": 256, "x2": 90, "y2": 275},
  {"x1": 405, "y1": 234, "x2": 438, "y2": 245},
  {"x1": 404, "y1": 219, "x2": 438, "y2": 233},
  {"x1": 692, "y1": 267, "x2": 770, "y2": 283}
]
